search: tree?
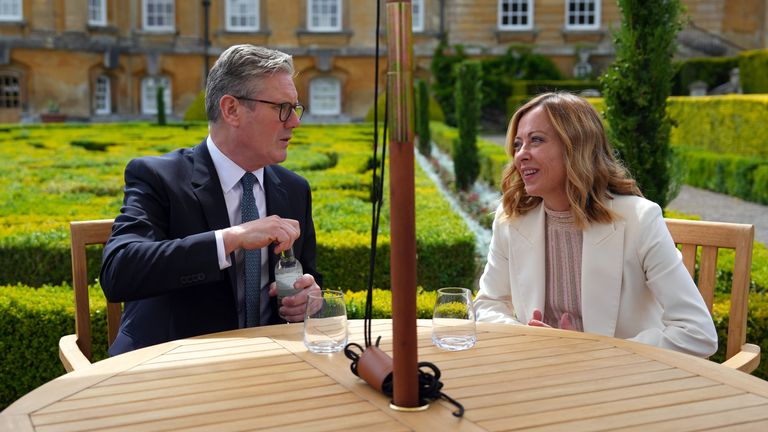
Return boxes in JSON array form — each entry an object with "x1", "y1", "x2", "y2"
[
  {"x1": 156, "y1": 84, "x2": 167, "y2": 126},
  {"x1": 416, "y1": 79, "x2": 431, "y2": 157},
  {"x1": 453, "y1": 61, "x2": 481, "y2": 191},
  {"x1": 601, "y1": 0, "x2": 684, "y2": 209},
  {"x1": 431, "y1": 42, "x2": 465, "y2": 127}
]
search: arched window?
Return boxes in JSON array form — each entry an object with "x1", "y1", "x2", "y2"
[
  {"x1": 141, "y1": 76, "x2": 171, "y2": 115},
  {"x1": 94, "y1": 75, "x2": 111, "y2": 115},
  {"x1": 309, "y1": 77, "x2": 341, "y2": 116},
  {"x1": 0, "y1": 73, "x2": 20, "y2": 108}
]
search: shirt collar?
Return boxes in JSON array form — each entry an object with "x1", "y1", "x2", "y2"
[{"x1": 206, "y1": 136, "x2": 265, "y2": 193}]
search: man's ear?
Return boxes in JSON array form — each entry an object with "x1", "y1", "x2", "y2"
[{"x1": 219, "y1": 95, "x2": 241, "y2": 126}]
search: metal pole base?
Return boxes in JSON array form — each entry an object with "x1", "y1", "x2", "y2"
[{"x1": 389, "y1": 401, "x2": 430, "y2": 412}]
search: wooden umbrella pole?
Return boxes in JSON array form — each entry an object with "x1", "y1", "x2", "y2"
[{"x1": 385, "y1": 0, "x2": 420, "y2": 409}]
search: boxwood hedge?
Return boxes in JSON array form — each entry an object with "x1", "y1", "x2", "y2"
[{"x1": 0, "y1": 123, "x2": 477, "y2": 291}]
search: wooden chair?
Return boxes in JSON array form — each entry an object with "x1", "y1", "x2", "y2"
[
  {"x1": 665, "y1": 218, "x2": 761, "y2": 373},
  {"x1": 58, "y1": 219, "x2": 121, "y2": 372}
]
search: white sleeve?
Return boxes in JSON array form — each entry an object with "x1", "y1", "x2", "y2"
[
  {"x1": 214, "y1": 229, "x2": 233, "y2": 270},
  {"x1": 474, "y1": 206, "x2": 523, "y2": 325},
  {"x1": 627, "y1": 204, "x2": 718, "y2": 357}
]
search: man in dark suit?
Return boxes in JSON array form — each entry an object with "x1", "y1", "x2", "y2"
[{"x1": 101, "y1": 45, "x2": 321, "y2": 356}]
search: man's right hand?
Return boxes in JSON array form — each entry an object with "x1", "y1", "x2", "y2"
[{"x1": 222, "y1": 215, "x2": 300, "y2": 254}]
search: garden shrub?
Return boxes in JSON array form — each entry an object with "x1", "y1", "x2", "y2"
[
  {"x1": 601, "y1": 0, "x2": 684, "y2": 209},
  {"x1": 431, "y1": 121, "x2": 508, "y2": 188},
  {"x1": 183, "y1": 90, "x2": 207, "y2": 121},
  {"x1": 430, "y1": 43, "x2": 466, "y2": 127},
  {"x1": 677, "y1": 147, "x2": 768, "y2": 203},
  {"x1": 671, "y1": 56, "x2": 739, "y2": 96},
  {"x1": 364, "y1": 89, "x2": 444, "y2": 123},
  {"x1": 667, "y1": 95, "x2": 768, "y2": 158},
  {"x1": 453, "y1": 60, "x2": 482, "y2": 191},
  {"x1": 0, "y1": 284, "x2": 108, "y2": 410},
  {"x1": 739, "y1": 49, "x2": 768, "y2": 94},
  {"x1": 0, "y1": 123, "x2": 477, "y2": 292},
  {"x1": 416, "y1": 79, "x2": 431, "y2": 157}
]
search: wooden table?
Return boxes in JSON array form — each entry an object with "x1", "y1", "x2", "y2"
[{"x1": 3, "y1": 320, "x2": 768, "y2": 431}]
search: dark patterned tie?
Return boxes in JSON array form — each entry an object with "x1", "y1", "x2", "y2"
[{"x1": 241, "y1": 173, "x2": 260, "y2": 327}]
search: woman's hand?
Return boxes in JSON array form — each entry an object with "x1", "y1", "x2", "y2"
[{"x1": 527, "y1": 308, "x2": 575, "y2": 330}]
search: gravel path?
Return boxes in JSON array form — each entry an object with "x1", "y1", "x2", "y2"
[
  {"x1": 480, "y1": 134, "x2": 767, "y2": 244},
  {"x1": 668, "y1": 186, "x2": 768, "y2": 245}
]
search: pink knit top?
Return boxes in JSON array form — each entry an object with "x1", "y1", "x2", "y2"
[{"x1": 544, "y1": 207, "x2": 584, "y2": 331}]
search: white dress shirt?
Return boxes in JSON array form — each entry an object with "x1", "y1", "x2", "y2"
[{"x1": 206, "y1": 137, "x2": 270, "y2": 327}]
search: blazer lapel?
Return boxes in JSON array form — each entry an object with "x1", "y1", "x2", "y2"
[
  {"x1": 581, "y1": 205, "x2": 625, "y2": 337},
  {"x1": 508, "y1": 204, "x2": 546, "y2": 323},
  {"x1": 190, "y1": 140, "x2": 237, "y2": 294}
]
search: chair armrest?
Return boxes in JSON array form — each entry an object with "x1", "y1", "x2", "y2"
[
  {"x1": 59, "y1": 334, "x2": 93, "y2": 372},
  {"x1": 722, "y1": 343, "x2": 761, "y2": 374}
]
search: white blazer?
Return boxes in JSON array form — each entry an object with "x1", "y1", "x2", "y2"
[{"x1": 475, "y1": 194, "x2": 718, "y2": 358}]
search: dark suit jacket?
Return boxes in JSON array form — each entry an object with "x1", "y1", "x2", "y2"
[{"x1": 100, "y1": 139, "x2": 321, "y2": 356}]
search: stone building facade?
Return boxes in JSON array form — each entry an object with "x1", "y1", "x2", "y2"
[{"x1": 0, "y1": 0, "x2": 764, "y2": 123}]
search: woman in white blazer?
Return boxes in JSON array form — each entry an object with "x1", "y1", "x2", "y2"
[{"x1": 474, "y1": 92, "x2": 718, "y2": 358}]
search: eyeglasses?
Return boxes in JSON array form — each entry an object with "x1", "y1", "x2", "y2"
[{"x1": 233, "y1": 96, "x2": 305, "y2": 122}]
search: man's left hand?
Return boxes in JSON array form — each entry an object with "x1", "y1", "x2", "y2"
[{"x1": 268, "y1": 274, "x2": 320, "y2": 322}]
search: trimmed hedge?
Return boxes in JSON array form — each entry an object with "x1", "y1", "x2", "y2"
[
  {"x1": 671, "y1": 56, "x2": 739, "y2": 96},
  {"x1": 666, "y1": 95, "x2": 768, "y2": 158},
  {"x1": 677, "y1": 147, "x2": 768, "y2": 204},
  {"x1": 0, "y1": 124, "x2": 477, "y2": 291},
  {"x1": 3, "y1": 284, "x2": 766, "y2": 410},
  {"x1": 739, "y1": 49, "x2": 768, "y2": 94},
  {"x1": 506, "y1": 79, "x2": 601, "y2": 120}
]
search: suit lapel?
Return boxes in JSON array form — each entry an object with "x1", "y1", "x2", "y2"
[
  {"x1": 581, "y1": 202, "x2": 625, "y2": 337},
  {"x1": 190, "y1": 140, "x2": 237, "y2": 294},
  {"x1": 508, "y1": 204, "x2": 547, "y2": 323}
]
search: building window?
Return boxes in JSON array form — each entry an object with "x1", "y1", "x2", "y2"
[
  {"x1": 309, "y1": 77, "x2": 341, "y2": 116},
  {"x1": 94, "y1": 76, "x2": 111, "y2": 115},
  {"x1": 565, "y1": 0, "x2": 600, "y2": 30},
  {"x1": 308, "y1": 0, "x2": 341, "y2": 32},
  {"x1": 141, "y1": 76, "x2": 171, "y2": 115},
  {"x1": 412, "y1": 0, "x2": 424, "y2": 32},
  {"x1": 88, "y1": 0, "x2": 107, "y2": 26},
  {"x1": 0, "y1": 74, "x2": 20, "y2": 108},
  {"x1": 143, "y1": 0, "x2": 174, "y2": 32},
  {"x1": 0, "y1": 0, "x2": 22, "y2": 21},
  {"x1": 226, "y1": 0, "x2": 259, "y2": 32},
  {"x1": 498, "y1": 0, "x2": 533, "y2": 30}
]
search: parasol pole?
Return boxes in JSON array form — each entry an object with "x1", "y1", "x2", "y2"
[{"x1": 385, "y1": 0, "x2": 419, "y2": 409}]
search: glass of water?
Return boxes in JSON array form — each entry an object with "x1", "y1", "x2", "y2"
[
  {"x1": 303, "y1": 290, "x2": 348, "y2": 354},
  {"x1": 432, "y1": 287, "x2": 476, "y2": 351}
]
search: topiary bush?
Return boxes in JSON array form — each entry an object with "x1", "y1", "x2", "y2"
[
  {"x1": 453, "y1": 60, "x2": 482, "y2": 191},
  {"x1": 431, "y1": 43, "x2": 466, "y2": 127},
  {"x1": 602, "y1": 0, "x2": 684, "y2": 209},
  {"x1": 416, "y1": 79, "x2": 432, "y2": 157},
  {"x1": 183, "y1": 90, "x2": 207, "y2": 121}
]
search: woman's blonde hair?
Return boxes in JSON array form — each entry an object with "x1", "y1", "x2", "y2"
[{"x1": 500, "y1": 92, "x2": 641, "y2": 228}]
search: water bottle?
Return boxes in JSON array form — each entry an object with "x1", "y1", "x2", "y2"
[{"x1": 275, "y1": 247, "x2": 303, "y2": 307}]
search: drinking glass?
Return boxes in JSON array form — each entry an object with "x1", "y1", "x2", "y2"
[
  {"x1": 432, "y1": 287, "x2": 476, "y2": 351},
  {"x1": 303, "y1": 290, "x2": 348, "y2": 353}
]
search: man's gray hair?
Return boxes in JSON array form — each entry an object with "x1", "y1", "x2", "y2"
[{"x1": 206, "y1": 44, "x2": 294, "y2": 123}]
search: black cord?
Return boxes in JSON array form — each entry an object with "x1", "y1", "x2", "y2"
[{"x1": 365, "y1": 0, "x2": 388, "y2": 348}]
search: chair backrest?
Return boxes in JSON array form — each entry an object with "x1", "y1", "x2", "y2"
[
  {"x1": 665, "y1": 218, "x2": 755, "y2": 361},
  {"x1": 70, "y1": 219, "x2": 120, "y2": 360}
]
